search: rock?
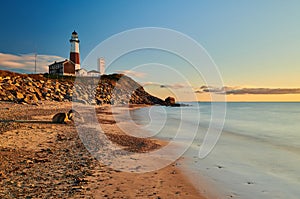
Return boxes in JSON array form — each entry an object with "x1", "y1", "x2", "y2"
[
  {"x1": 35, "y1": 89, "x2": 43, "y2": 100},
  {"x1": 31, "y1": 94, "x2": 39, "y2": 103},
  {"x1": 165, "y1": 96, "x2": 176, "y2": 106},
  {"x1": 26, "y1": 159, "x2": 34, "y2": 164},
  {"x1": 90, "y1": 99, "x2": 97, "y2": 105},
  {"x1": 7, "y1": 93, "x2": 15, "y2": 101},
  {"x1": 55, "y1": 88, "x2": 61, "y2": 93},
  {"x1": 4, "y1": 84, "x2": 17, "y2": 91},
  {"x1": 28, "y1": 87, "x2": 35, "y2": 93},
  {"x1": 23, "y1": 95, "x2": 31, "y2": 104},
  {"x1": 16, "y1": 92, "x2": 24, "y2": 100}
]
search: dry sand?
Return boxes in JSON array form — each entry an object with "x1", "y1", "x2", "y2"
[{"x1": 0, "y1": 101, "x2": 206, "y2": 198}]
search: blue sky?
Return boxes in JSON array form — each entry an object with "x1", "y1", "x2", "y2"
[{"x1": 1, "y1": 0, "x2": 300, "y2": 101}]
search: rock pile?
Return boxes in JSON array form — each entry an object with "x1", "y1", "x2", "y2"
[
  {"x1": 0, "y1": 70, "x2": 168, "y2": 106},
  {"x1": 0, "y1": 74, "x2": 73, "y2": 105}
]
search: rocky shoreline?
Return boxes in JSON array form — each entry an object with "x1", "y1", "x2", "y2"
[{"x1": 0, "y1": 70, "x2": 177, "y2": 106}]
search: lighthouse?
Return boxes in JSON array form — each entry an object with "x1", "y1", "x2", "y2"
[{"x1": 69, "y1": 31, "x2": 80, "y2": 70}]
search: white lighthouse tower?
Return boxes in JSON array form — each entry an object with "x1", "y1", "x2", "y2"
[{"x1": 69, "y1": 31, "x2": 80, "y2": 70}]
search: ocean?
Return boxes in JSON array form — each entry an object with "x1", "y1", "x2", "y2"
[{"x1": 131, "y1": 102, "x2": 300, "y2": 199}]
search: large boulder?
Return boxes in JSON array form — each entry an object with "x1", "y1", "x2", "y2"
[{"x1": 164, "y1": 96, "x2": 176, "y2": 106}]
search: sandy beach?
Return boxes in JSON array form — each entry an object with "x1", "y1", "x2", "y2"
[{"x1": 0, "y1": 101, "x2": 206, "y2": 198}]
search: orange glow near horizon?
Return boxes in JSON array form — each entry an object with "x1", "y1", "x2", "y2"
[
  {"x1": 144, "y1": 87, "x2": 300, "y2": 102},
  {"x1": 144, "y1": 85, "x2": 300, "y2": 102},
  {"x1": 196, "y1": 93, "x2": 300, "y2": 102}
]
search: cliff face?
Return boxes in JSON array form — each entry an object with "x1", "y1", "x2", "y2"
[{"x1": 0, "y1": 70, "x2": 165, "y2": 106}]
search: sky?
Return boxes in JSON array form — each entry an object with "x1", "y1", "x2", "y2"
[{"x1": 0, "y1": 0, "x2": 300, "y2": 101}]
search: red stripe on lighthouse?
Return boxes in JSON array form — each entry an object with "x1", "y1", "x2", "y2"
[{"x1": 70, "y1": 52, "x2": 80, "y2": 64}]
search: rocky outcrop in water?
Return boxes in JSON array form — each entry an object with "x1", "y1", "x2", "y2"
[{"x1": 0, "y1": 70, "x2": 167, "y2": 106}]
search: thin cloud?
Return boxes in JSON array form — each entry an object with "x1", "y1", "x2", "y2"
[
  {"x1": 141, "y1": 82, "x2": 189, "y2": 90},
  {"x1": 141, "y1": 81, "x2": 158, "y2": 86},
  {"x1": 1, "y1": 61, "x2": 25, "y2": 68},
  {"x1": 0, "y1": 52, "x2": 65, "y2": 73},
  {"x1": 116, "y1": 70, "x2": 146, "y2": 78},
  {"x1": 160, "y1": 83, "x2": 188, "y2": 89},
  {"x1": 225, "y1": 88, "x2": 300, "y2": 95},
  {"x1": 196, "y1": 86, "x2": 300, "y2": 95}
]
